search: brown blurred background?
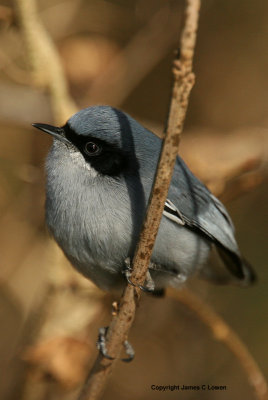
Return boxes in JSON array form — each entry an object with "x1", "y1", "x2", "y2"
[{"x1": 0, "y1": 0, "x2": 267, "y2": 399}]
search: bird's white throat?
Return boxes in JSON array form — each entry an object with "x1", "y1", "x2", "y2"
[{"x1": 68, "y1": 145, "x2": 99, "y2": 177}]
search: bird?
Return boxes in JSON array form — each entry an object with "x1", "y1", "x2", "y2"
[{"x1": 33, "y1": 105, "x2": 255, "y2": 293}]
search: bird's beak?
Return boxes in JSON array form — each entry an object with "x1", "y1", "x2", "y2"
[{"x1": 32, "y1": 123, "x2": 70, "y2": 145}]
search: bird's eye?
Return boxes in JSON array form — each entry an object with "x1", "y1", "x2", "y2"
[{"x1": 84, "y1": 141, "x2": 102, "y2": 156}]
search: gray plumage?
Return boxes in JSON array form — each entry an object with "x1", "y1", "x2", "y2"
[{"x1": 33, "y1": 106, "x2": 255, "y2": 292}]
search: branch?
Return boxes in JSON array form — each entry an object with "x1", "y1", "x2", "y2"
[
  {"x1": 167, "y1": 288, "x2": 268, "y2": 400},
  {"x1": 77, "y1": 1, "x2": 201, "y2": 399}
]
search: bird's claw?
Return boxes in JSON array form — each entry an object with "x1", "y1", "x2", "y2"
[
  {"x1": 97, "y1": 327, "x2": 114, "y2": 360},
  {"x1": 97, "y1": 326, "x2": 135, "y2": 362},
  {"x1": 123, "y1": 259, "x2": 155, "y2": 293}
]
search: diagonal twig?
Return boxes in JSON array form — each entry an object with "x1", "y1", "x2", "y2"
[{"x1": 77, "y1": 1, "x2": 201, "y2": 399}]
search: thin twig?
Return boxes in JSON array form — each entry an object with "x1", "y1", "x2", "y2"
[
  {"x1": 77, "y1": 1, "x2": 200, "y2": 399},
  {"x1": 167, "y1": 288, "x2": 268, "y2": 400}
]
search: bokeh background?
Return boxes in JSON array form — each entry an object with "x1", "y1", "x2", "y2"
[{"x1": 0, "y1": 0, "x2": 267, "y2": 399}]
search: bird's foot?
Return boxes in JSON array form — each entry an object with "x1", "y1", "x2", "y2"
[
  {"x1": 123, "y1": 258, "x2": 158, "y2": 294},
  {"x1": 97, "y1": 326, "x2": 134, "y2": 362}
]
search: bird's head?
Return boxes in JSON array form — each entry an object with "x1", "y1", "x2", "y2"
[{"x1": 33, "y1": 106, "x2": 158, "y2": 177}]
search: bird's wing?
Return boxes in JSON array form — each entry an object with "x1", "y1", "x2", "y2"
[{"x1": 165, "y1": 157, "x2": 255, "y2": 284}]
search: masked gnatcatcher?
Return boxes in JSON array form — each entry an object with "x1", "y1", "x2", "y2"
[{"x1": 33, "y1": 106, "x2": 255, "y2": 293}]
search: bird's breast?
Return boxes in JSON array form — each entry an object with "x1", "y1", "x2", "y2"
[{"x1": 45, "y1": 166, "x2": 137, "y2": 276}]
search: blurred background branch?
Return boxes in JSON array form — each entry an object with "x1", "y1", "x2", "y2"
[
  {"x1": 167, "y1": 288, "x2": 268, "y2": 400},
  {"x1": 14, "y1": 0, "x2": 77, "y2": 123}
]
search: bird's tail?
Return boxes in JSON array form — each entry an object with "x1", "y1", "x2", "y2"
[{"x1": 199, "y1": 244, "x2": 257, "y2": 286}]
